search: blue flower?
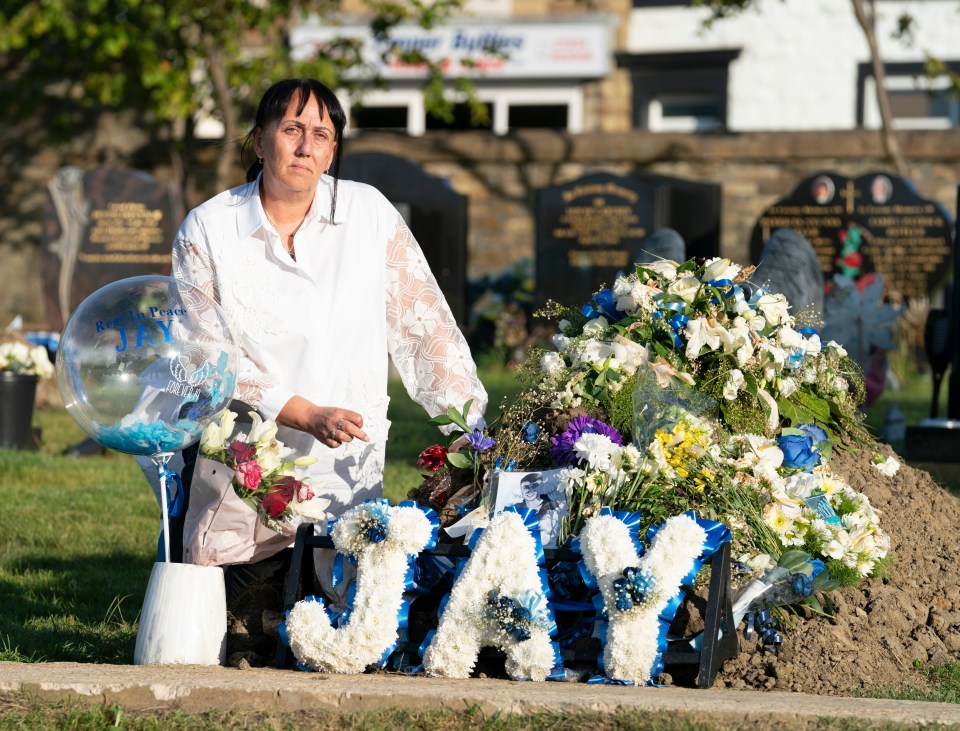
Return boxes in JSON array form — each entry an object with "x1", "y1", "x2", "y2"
[
  {"x1": 466, "y1": 428, "x2": 496, "y2": 454},
  {"x1": 778, "y1": 434, "x2": 821, "y2": 472},
  {"x1": 521, "y1": 420, "x2": 541, "y2": 443},
  {"x1": 795, "y1": 423, "x2": 829, "y2": 447},
  {"x1": 790, "y1": 572, "x2": 814, "y2": 598},
  {"x1": 367, "y1": 521, "x2": 388, "y2": 543}
]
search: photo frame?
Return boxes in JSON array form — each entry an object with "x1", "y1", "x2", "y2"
[{"x1": 491, "y1": 468, "x2": 568, "y2": 548}]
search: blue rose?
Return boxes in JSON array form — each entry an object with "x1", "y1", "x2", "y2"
[
  {"x1": 795, "y1": 423, "x2": 829, "y2": 447},
  {"x1": 778, "y1": 433, "x2": 821, "y2": 471}
]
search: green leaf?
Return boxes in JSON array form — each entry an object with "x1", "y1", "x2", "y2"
[
  {"x1": 428, "y1": 415, "x2": 453, "y2": 426},
  {"x1": 778, "y1": 550, "x2": 811, "y2": 573},
  {"x1": 444, "y1": 402, "x2": 472, "y2": 433},
  {"x1": 446, "y1": 451, "x2": 472, "y2": 469}
]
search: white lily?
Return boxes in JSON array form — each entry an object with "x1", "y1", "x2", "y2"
[{"x1": 247, "y1": 411, "x2": 279, "y2": 445}]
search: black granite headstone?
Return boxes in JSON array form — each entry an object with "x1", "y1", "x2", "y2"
[
  {"x1": 749, "y1": 172, "x2": 954, "y2": 299},
  {"x1": 339, "y1": 152, "x2": 467, "y2": 324},
  {"x1": 42, "y1": 166, "x2": 183, "y2": 331},
  {"x1": 536, "y1": 173, "x2": 664, "y2": 307},
  {"x1": 535, "y1": 172, "x2": 721, "y2": 307}
]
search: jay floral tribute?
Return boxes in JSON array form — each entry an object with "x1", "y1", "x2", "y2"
[
  {"x1": 398, "y1": 255, "x2": 893, "y2": 680},
  {"x1": 278, "y1": 255, "x2": 896, "y2": 684}
]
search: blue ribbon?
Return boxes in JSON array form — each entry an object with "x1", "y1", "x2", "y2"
[
  {"x1": 158, "y1": 465, "x2": 184, "y2": 518},
  {"x1": 651, "y1": 295, "x2": 689, "y2": 348},
  {"x1": 581, "y1": 288, "x2": 626, "y2": 323}
]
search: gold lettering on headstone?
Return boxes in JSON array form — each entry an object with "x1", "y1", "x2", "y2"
[
  {"x1": 758, "y1": 196, "x2": 951, "y2": 299},
  {"x1": 553, "y1": 197, "x2": 647, "y2": 247},
  {"x1": 568, "y1": 250, "x2": 631, "y2": 268},
  {"x1": 89, "y1": 202, "x2": 165, "y2": 252},
  {"x1": 77, "y1": 253, "x2": 171, "y2": 264}
]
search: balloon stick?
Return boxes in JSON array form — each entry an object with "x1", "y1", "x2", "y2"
[{"x1": 152, "y1": 452, "x2": 174, "y2": 563}]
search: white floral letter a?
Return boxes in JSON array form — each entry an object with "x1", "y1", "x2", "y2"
[
  {"x1": 579, "y1": 512, "x2": 707, "y2": 685},
  {"x1": 423, "y1": 510, "x2": 556, "y2": 681}
]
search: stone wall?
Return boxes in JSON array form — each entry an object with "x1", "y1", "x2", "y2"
[{"x1": 2, "y1": 121, "x2": 958, "y2": 329}]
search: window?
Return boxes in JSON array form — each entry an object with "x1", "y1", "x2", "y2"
[
  {"x1": 508, "y1": 104, "x2": 568, "y2": 130},
  {"x1": 648, "y1": 95, "x2": 723, "y2": 132},
  {"x1": 343, "y1": 85, "x2": 583, "y2": 136},
  {"x1": 351, "y1": 106, "x2": 409, "y2": 131},
  {"x1": 618, "y1": 50, "x2": 740, "y2": 133},
  {"x1": 857, "y1": 61, "x2": 960, "y2": 130}
]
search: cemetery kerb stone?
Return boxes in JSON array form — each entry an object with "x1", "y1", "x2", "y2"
[
  {"x1": 749, "y1": 171, "x2": 954, "y2": 302},
  {"x1": 339, "y1": 152, "x2": 468, "y2": 324},
  {"x1": 42, "y1": 166, "x2": 184, "y2": 331},
  {"x1": 535, "y1": 171, "x2": 720, "y2": 308}
]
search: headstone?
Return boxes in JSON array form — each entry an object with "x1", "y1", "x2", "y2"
[
  {"x1": 535, "y1": 172, "x2": 720, "y2": 307},
  {"x1": 755, "y1": 228, "x2": 825, "y2": 322},
  {"x1": 339, "y1": 152, "x2": 467, "y2": 324},
  {"x1": 750, "y1": 171, "x2": 954, "y2": 300},
  {"x1": 42, "y1": 166, "x2": 183, "y2": 331}
]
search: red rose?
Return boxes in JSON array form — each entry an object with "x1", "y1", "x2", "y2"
[
  {"x1": 262, "y1": 475, "x2": 298, "y2": 519},
  {"x1": 229, "y1": 440, "x2": 257, "y2": 463},
  {"x1": 417, "y1": 444, "x2": 448, "y2": 472}
]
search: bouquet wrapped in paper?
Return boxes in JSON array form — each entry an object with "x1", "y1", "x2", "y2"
[{"x1": 183, "y1": 410, "x2": 330, "y2": 566}]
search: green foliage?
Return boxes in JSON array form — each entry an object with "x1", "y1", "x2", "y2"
[
  {"x1": 607, "y1": 372, "x2": 637, "y2": 438},
  {"x1": 824, "y1": 558, "x2": 863, "y2": 588}
]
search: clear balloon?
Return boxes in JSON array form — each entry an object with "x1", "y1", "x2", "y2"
[{"x1": 57, "y1": 275, "x2": 238, "y2": 456}]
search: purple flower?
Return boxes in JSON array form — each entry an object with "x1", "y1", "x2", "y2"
[
  {"x1": 549, "y1": 414, "x2": 624, "y2": 466},
  {"x1": 466, "y1": 428, "x2": 496, "y2": 454}
]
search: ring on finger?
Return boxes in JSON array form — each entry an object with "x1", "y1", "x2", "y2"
[
  {"x1": 336, "y1": 417, "x2": 344, "y2": 432},
  {"x1": 329, "y1": 429, "x2": 337, "y2": 440}
]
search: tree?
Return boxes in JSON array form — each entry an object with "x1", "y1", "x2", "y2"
[{"x1": 0, "y1": 0, "x2": 467, "y2": 197}]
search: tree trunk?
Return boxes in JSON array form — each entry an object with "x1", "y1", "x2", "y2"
[
  {"x1": 851, "y1": 0, "x2": 910, "y2": 179},
  {"x1": 204, "y1": 36, "x2": 241, "y2": 193}
]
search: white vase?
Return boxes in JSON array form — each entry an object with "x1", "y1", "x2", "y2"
[{"x1": 134, "y1": 561, "x2": 227, "y2": 665}]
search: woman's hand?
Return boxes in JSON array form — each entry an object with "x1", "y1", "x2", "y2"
[{"x1": 278, "y1": 396, "x2": 370, "y2": 448}]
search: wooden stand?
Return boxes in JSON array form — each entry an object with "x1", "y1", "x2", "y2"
[{"x1": 274, "y1": 524, "x2": 738, "y2": 687}]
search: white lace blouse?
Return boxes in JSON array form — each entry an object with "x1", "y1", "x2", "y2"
[{"x1": 172, "y1": 175, "x2": 487, "y2": 516}]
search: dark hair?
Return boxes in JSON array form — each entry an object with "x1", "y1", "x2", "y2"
[{"x1": 241, "y1": 78, "x2": 347, "y2": 222}]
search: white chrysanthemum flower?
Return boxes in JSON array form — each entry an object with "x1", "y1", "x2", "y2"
[{"x1": 574, "y1": 433, "x2": 619, "y2": 471}]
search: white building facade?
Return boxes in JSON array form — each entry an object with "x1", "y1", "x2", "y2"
[{"x1": 290, "y1": 0, "x2": 960, "y2": 136}]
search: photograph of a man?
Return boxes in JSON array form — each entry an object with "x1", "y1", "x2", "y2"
[{"x1": 492, "y1": 468, "x2": 567, "y2": 548}]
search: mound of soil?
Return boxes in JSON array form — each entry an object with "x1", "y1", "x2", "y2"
[{"x1": 715, "y1": 443, "x2": 960, "y2": 695}]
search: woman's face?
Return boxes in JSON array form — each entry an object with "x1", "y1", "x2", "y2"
[{"x1": 254, "y1": 92, "x2": 337, "y2": 198}]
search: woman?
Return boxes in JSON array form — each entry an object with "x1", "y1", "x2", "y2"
[{"x1": 174, "y1": 78, "x2": 487, "y2": 531}]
